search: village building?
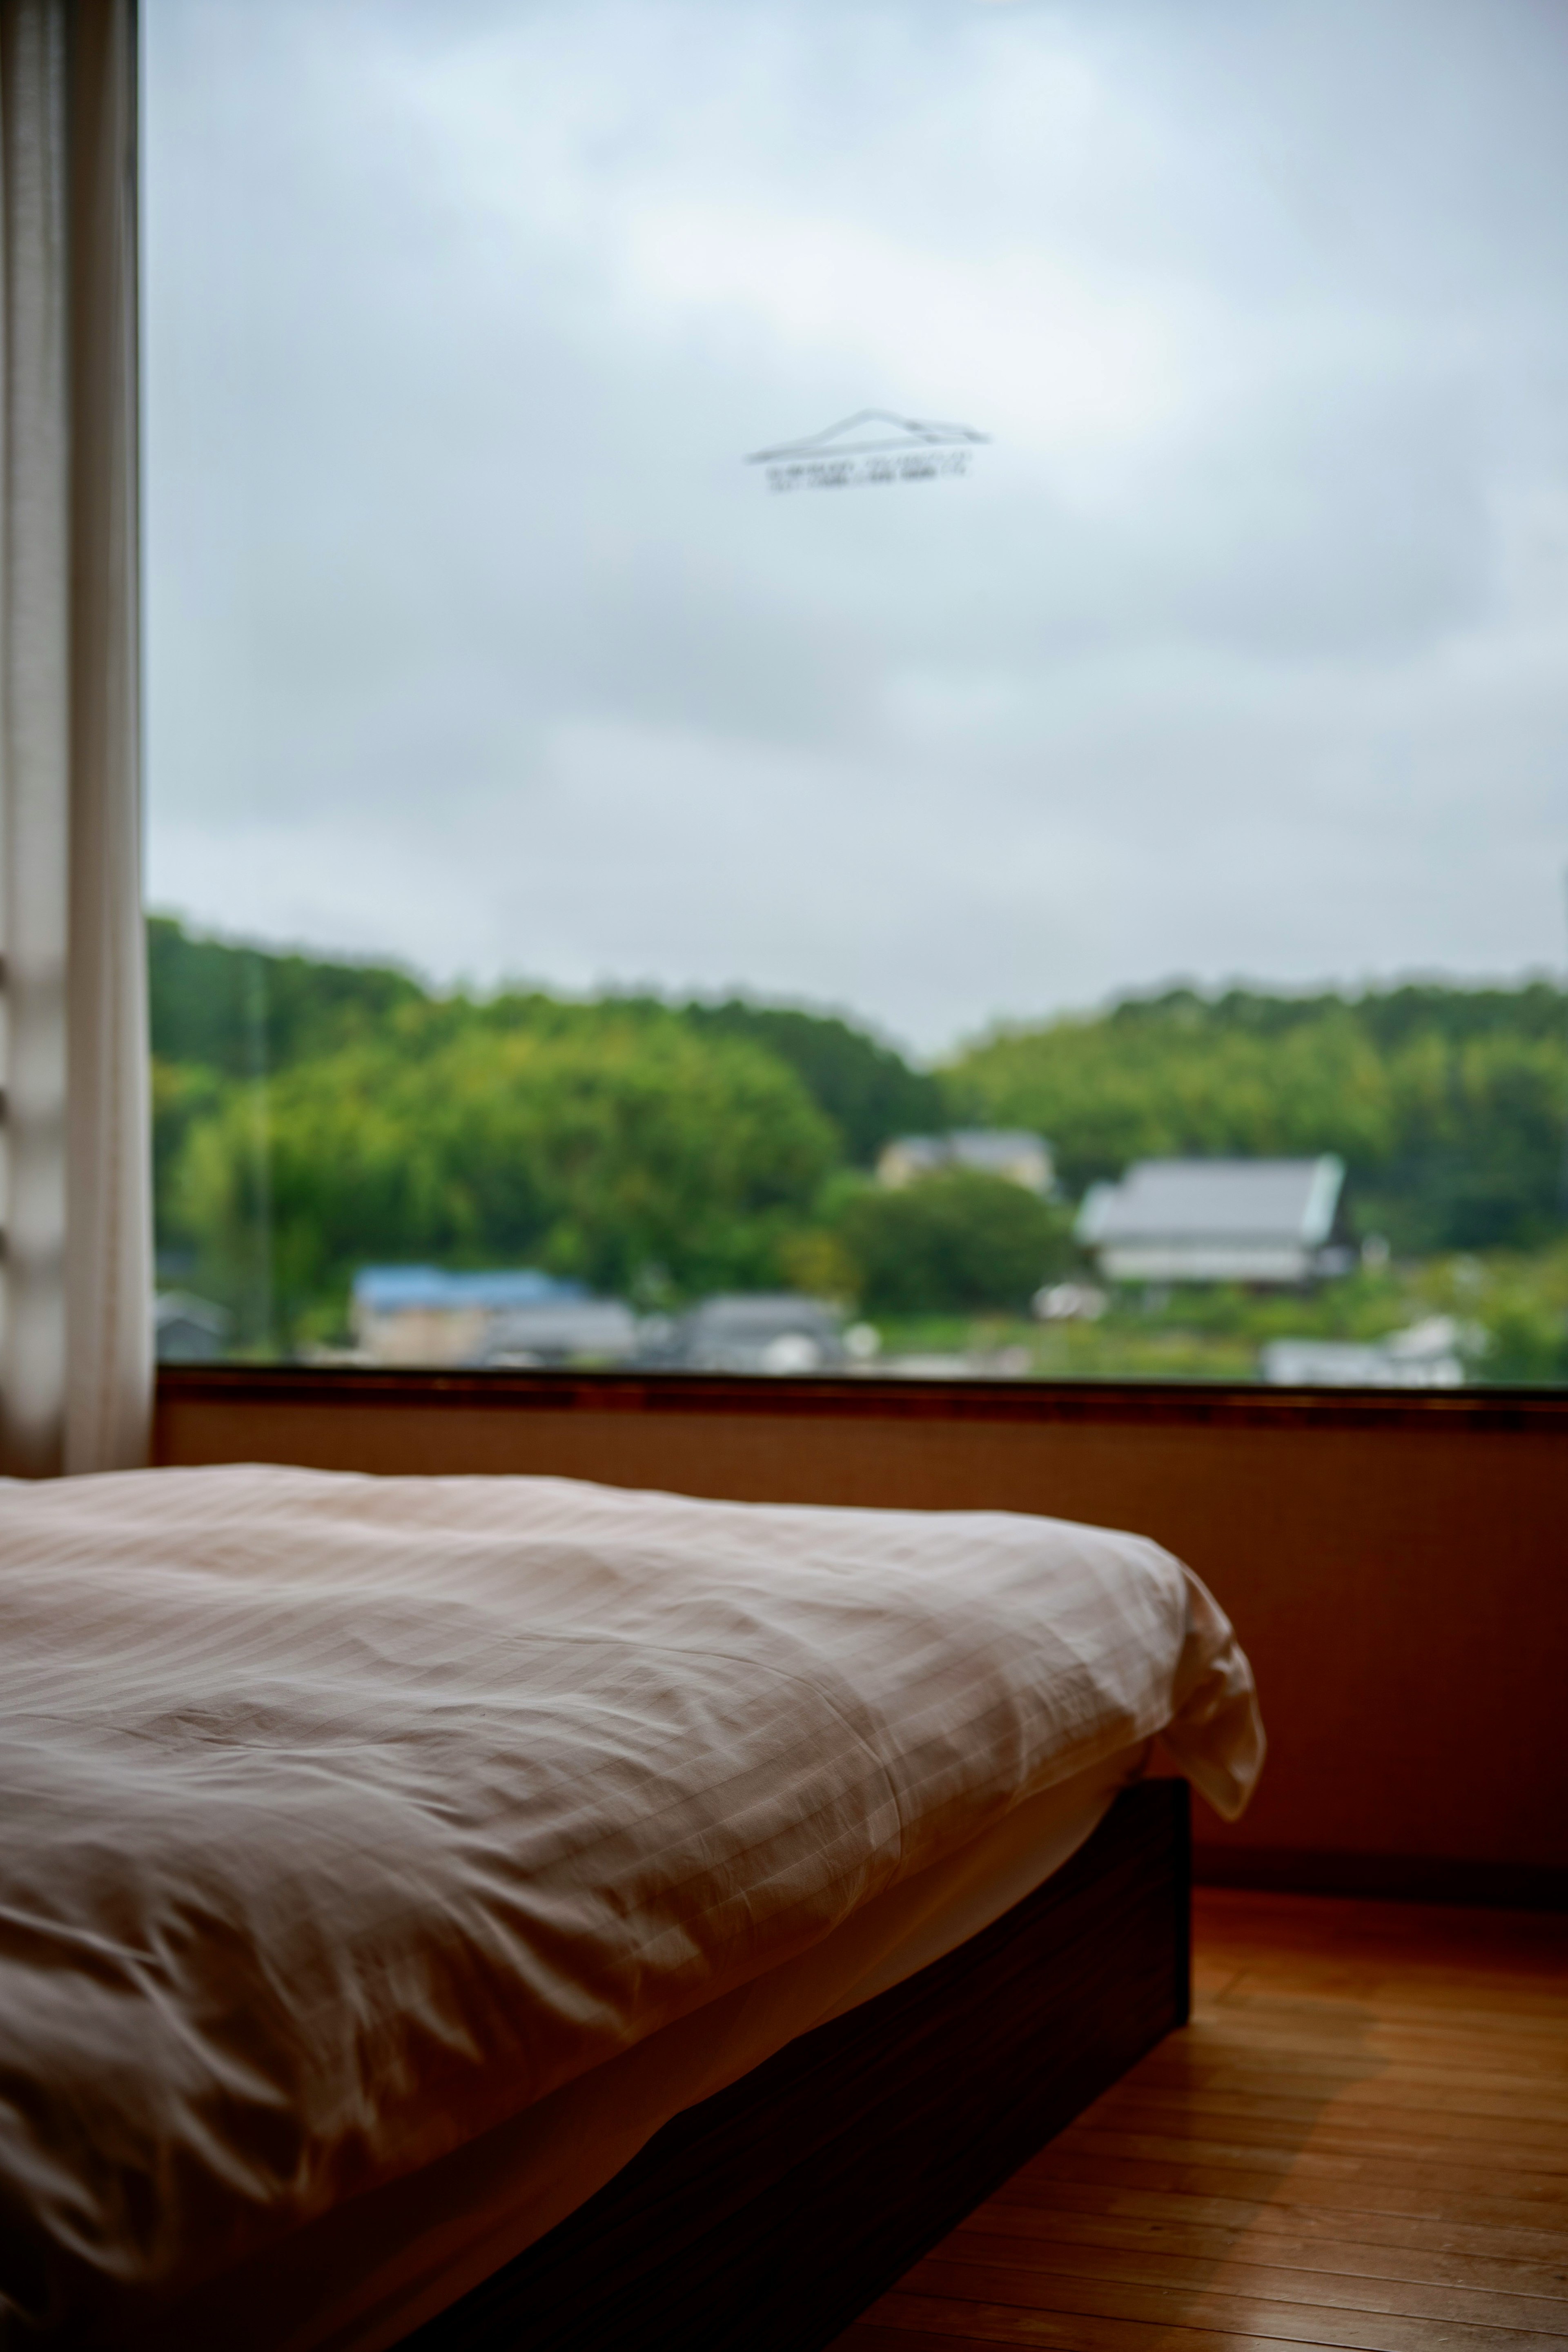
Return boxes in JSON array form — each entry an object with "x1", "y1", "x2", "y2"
[
  {"x1": 154, "y1": 1292, "x2": 233, "y2": 1363},
  {"x1": 877, "y1": 1130, "x2": 1053, "y2": 1194},
  {"x1": 472, "y1": 1298, "x2": 641, "y2": 1368},
  {"x1": 647, "y1": 1294, "x2": 851, "y2": 1376},
  {"x1": 352, "y1": 1267, "x2": 587, "y2": 1366},
  {"x1": 1076, "y1": 1156, "x2": 1352, "y2": 1286},
  {"x1": 1260, "y1": 1317, "x2": 1466, "y2": 1388}
]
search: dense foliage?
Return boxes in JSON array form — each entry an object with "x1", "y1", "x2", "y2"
[
  {"x1": 681, "y1": 998, "x2": 947, "y2": 1167},
  {"x1": 148, "y1": 916, "x2": 425, "y2": 1075},
  {"x1": 833, "y1": 1172, "x2": 1073, "y2": 1315},
  {"x1": 160, "y1": 1000, "x2": 838, "y2": 1337},
  {"x1": 151, "y1": 922, "x2": 949, "y2": 1339},
  {"x1": 148, "y1": 918, "x2": 1568, "y2": 1351}
]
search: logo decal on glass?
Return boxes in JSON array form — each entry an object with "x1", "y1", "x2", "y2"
[{"x1": 745, "y1": 409, "x2": 989, "y2": 494}]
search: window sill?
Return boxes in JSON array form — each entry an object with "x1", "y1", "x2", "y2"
[{"x1": 154, "y1": 1360, "x2": 1568, "y2": 1438}]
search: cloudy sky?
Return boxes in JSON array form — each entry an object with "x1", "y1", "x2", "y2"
[{"x1": 145, "y1": 0, "x2": 1568, "y2": 1055}]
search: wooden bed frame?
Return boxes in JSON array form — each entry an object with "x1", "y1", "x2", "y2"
[{"x1": 406, "y1": 1778, "x2": 1190, "y2": 2352}]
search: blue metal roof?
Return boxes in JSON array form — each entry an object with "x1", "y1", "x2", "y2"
[{"x1": 352, "y1": 1266, "x2": 586, "y2": 1313}]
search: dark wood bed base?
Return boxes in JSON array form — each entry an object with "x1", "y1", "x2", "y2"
[{"x1": 406, "y1": 1778, "x2": 1190, "y2": 2352}]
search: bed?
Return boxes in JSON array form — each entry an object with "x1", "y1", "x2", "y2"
[{"x1": 0, "y1": 1465, "x2": 1263, "y2": 2350}]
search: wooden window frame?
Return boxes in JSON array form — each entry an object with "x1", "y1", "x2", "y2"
[{"x1": 154, "y1": 1360, "x2": 1568, "y2": 1442}]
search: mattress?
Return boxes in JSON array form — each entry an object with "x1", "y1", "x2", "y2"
[
  {"x1": 0, "y1": 1466, "x2": 1263, "y2": 2347},
  {"x1": 150, "y1": 1742, "x2": 1150, "y2": 2352}
]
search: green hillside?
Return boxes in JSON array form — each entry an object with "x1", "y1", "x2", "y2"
[
  {"x1": 148, "y1": 915, "x2": 426, "y2": 1074},
  {"x1": 149, "y1": 918, "x2": 944, "y2": 1338},
  {"x1": 148, "y1": 918, "x2": 1568, "y2": 1354},
  {"x1": 945, "y1": 983, "x2": 1568, "y2": 1256}
]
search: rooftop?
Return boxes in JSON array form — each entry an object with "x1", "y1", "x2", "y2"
[
  {"x1": 352, "y1": 1266, "x2": 587, "y2": 1314},
  {"x1": 1078, "y1": 1157, "x2": 1345, "y2": 1249},
  {"x1": 880, "y1": 1131, "x2": 1053, "y2": 1192}
]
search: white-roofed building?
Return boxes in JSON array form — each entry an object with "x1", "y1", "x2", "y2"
[
  {"x1": 1076, "y1": 1156, "x2": 1350, "y2": 1286},
  {"x1": 877, "y1": 1130, "x2": 1053, "y2": 1194},
  {"x1": 1260, "y1": 1318, "x2": 1467, "y2": 1389}
]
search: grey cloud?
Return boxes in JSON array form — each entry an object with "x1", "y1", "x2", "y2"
[{"x1": 145, "y1": 0, "x2": 1568, "y2": 1045}]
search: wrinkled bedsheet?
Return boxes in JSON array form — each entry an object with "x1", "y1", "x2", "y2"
[{"x1": 0, "y1": 1465, "x2": 1262, "y2": 2338}]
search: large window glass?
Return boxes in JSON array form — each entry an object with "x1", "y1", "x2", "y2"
[{"x1": 146, "y1": 0, "x2": 1568, "y2": 1384}]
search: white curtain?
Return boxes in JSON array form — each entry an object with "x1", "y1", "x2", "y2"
[{"x1": 0, "y1": 0, "x2": 148, "y2": 1477}]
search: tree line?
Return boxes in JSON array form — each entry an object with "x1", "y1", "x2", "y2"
[{"x1": 148, "y1": 917, "x2": 1567, "y2": 1346}]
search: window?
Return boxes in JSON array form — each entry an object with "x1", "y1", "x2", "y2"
[{"x1": 146, "y1": 0, "x2": 1568, "y2": 1387}]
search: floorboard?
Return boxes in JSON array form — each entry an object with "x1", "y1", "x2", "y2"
[{"x1": 830, "y1": 1889, "x2": 1568, "y2": 2352}]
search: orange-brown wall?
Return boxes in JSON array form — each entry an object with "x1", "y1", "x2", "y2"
[{"x1": 156, "y1": 1370, "x2": 1568, "y2": 1902}]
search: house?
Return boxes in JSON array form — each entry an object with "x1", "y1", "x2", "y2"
[
  {"x1": 470, "y1": 1298, "x2": 641, "y2": 1368},
  {"x1": 154, "y1": 1292, "x2": 233, "y2": 1363},
  {"x1": 352, "y1": 1266, "x2": 587, "y2": 1366},
  {"x1": 1261, "y1": 1316, "x2": 1467, "y2": 1388},
  {"x1": 1076, "y1": 1156, "x2": 1350, "y2": 1285},
  {"x1": 650, "y1": 1293, "x2": 849, "y2": 1376},
  {"x1": 877, "y1": 1130, "x2": 1054, "y2": 1194}
]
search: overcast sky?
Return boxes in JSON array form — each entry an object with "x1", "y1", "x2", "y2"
[{"x1": 144, "y1": 0, "x2": 1568, "y2": 1055}]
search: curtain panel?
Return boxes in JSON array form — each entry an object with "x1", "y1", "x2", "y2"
[{"x1": 0, "y1": 0, "x2": 148, "y2": 1476}]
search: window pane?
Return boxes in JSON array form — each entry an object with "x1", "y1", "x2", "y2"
[{"x1": 145, "y1": 0, "x2": 1568, "y2": 1384}]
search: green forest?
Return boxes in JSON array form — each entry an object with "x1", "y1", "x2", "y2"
[{"x1": 149, "y1": 916, "x2": 1568, "y2": 1371}]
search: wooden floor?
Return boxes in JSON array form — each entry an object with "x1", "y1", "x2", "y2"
[{"x1": 832, "y1": 1886, "x2": 1568, "y2": 2352}]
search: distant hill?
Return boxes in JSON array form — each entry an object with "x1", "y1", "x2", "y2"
[
  {"x1": 146, "y1": 920, "x2": 951, "y2": 1332},
  {"x1": 679, "y1": 998, "x2": 945, "y2": 1167},
  {"x1": 147, "y1": 916, "x2": 426, "y2": 1076},
  {"x1": 946, "y1": 981, "x2": 1568, "y2": 1254},
  {"x1": 147, "y1": 918, "x2": 942, "y2": 1165},
  {"x1": 149, "y1": 922, "x2": 1567, "y2": 1306}
]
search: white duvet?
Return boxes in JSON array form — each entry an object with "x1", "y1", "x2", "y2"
[{"x1": 0, "y1": 1465, "x2": 1262, "y2": 2342}]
